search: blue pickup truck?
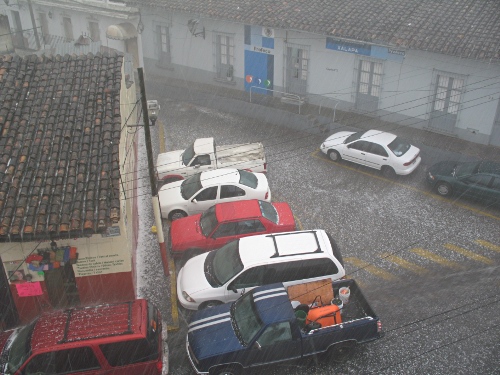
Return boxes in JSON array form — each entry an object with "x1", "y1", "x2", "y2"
[{"x1": 186, "y1": 278, "x2": 383, "y2": 375}]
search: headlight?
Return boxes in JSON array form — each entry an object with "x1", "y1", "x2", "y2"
[
  {"x1": 427, "y1": 171, "x2": 435, "y2": 180},
  {"x1": 182, "y1": 291, "x2": 195, "y2": 303}
]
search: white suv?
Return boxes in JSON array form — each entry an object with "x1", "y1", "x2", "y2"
[{"x1": 177, "y1": 230, "x2": 345, "y2": 310}]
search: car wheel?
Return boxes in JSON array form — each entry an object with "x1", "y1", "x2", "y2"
[
  {"x1": 436, "y1": 182, "x2": 452, "y2": 196},
  {"x1": 327, "y1": 341, "x2": 357, "y2": 363},
  {"x1": 328, "y1": 149, "x2": 341, "y2": 162},
  {"x1": 381, "y1": 166, "x2": 396, "y2": 178},
  {"x1": 210, "y1": 366, "x2": 241, "y2": 375},
  {"x1": 199, "y1": 300, "x2": 223, "y2": 310},
  {"x1": 168, "y1": 210, "x2": 187, "y2": 221}
]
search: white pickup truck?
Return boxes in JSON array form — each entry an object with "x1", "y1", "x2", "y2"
[{"x1": 156, "y1": 137, "x2": 267, "y2": 183}]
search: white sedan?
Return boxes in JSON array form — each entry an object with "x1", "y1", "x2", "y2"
[
  {"x1": 320, "y1": 129, "x2": 421, "y2": 177},
  {"x1": 158, "y1": 168, "x2": 271, "y2": 220}
]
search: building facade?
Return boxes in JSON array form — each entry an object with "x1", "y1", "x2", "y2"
[
  {"x1": 134, "y1": 0, "x2": 500, "y2": 147},
  {"x1": 0, "y1": 52, "x2": 140, "y2": 325}
]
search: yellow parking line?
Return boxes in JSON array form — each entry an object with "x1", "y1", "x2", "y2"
[
  {"x1": 345, "y1": 257, "x2": 397, "y2": 281},
  {"x1": 158, "y1": 119, "x2": 166, "y2": 153},
  {"x1": 166, "y1": 250, "x2": 180, "y2": 332},
  {"x1": 353, "y1": 278, "x2": 367, "y2": 289},
  {"x1": 294, "y1": 214, "x2": 304, "y2": 230},
  {"x1": 311, "y1": 149, "x2": 500, "y2": 221},
  {"x1": 381, "y1": 253, "x2": 429, "y2": 275},
  {"x1": 410, "y1": 248, "x2": 462, "y2": 269},
  {"x1": 475, "y1": 239, "x2": 500, "y2": 253},
  {"x1": 443, "y1": 243, "x2": 494, "y2": 265}
]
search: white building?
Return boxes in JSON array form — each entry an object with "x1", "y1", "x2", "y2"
[
  {"x1": 0, "y1": 0, "x2": 142, "y2": 67},
  {"x1": 2, "y1": 1, "x2": 498, "y2": 145},
  {"x1": 131, "y1": 0, "x2": 500, "y2": 147}
]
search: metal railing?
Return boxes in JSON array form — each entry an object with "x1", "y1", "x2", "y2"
[
  {"x1": 249, "y1": 86, "x2": 303, "y2": 114},
  {"x1": 309, "y1": 93, "x2": 341, "y2": 124}
]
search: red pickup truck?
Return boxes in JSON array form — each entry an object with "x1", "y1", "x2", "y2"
[{"x1": 168, "y1": 199, "x2": 296, "y2": 259}]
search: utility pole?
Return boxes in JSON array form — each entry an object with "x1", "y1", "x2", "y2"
[{"x1": 137, "y1": 68, "x2": 169, "y2": 276}]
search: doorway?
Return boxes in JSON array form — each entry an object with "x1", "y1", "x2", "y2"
[
  {"x1": 285, "y1": 44, "x2": 308, "y2": 97},
  {"x1": 0, "y1": 257, "x2": 19, "y2": 329},
  {"x1": 490, "y1": 100, "x2": 500, "y2": 147},
  {"x1": 355, "y1": 59, "x2": 383, "y2": 112},
  {"x1": 44, "y1": 262, "x2": 80, "y2": 309},
  {"x1": 428, "y1": 73, "x2": 464, "y2": 134},
  {"x1": 11, "y1": 10, "x2": 25, "y2": 48}
]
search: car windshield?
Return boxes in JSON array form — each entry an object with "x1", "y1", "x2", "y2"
[
  {"x1": 455, "y1": 162, "x2": 480, "y2": 177},
  {"x1": 199, "y1": 205, "x2": 219, "y2": 237},
  {"x1": 344, "y1": 131, "x2": 364, "y2": 144},
  {"x1": 180, "y1": 173, "x2": 203, "y2": 199},
  {"x1": 231, "y1": 291, "x2": 264, "y2": 346},
  {"x1": 1, "y1": 321, "x2": 36, "y2": 374},
  {"x1": 210, "y1": 240, "x2": 244, "y2": 286},
  {"x1": 182, "y1": 142, "x2": 196, "y2": 166},
  {"x1": 478, "y1": 161, "x2": 500, "y2": 175},
  {"x1": 259, "y1": 201, "x2": 278, "y2": 223},
  {"x1": 238, "y1": 170, "x2": 258, "y2": 189},
  {"x1": 387, "y1": 137, "x2": 411, "y2": 156}
]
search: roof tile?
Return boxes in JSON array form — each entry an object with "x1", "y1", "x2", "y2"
[
  {"x1": 0, "y1": 53, "x2": 123, "y2": 241},
  {"x1": 130, "y1": 0, "x2": 500, "y2": 61}
]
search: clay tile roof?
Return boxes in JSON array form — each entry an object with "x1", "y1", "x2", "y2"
[
  {"x1": 128, "y1": 0, "x2": 500, "y2": 62},
  {"x1": 0, "y1": 52, "x2": 123, "y2": 242}
]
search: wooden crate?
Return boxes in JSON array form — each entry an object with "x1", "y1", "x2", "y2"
[{"x1": 287, "y1": 279, "x2": 333, "y2": 306}]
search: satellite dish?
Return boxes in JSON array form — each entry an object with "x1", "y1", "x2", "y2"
[
  {"x1": 188, "y1": 19, "x2": 199, "y2": 34},
  {"x1": 187, "y1": 19, "x2": 205, "y2": 39}
]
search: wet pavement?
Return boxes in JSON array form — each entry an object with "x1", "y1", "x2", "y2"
[{"x1": 137, "y1": 77, "x2": 500, "y2": 373}]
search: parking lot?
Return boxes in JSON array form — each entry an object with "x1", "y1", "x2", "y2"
[{"x1": 150, "y1": 89, "x2": 500, "y2": 374}]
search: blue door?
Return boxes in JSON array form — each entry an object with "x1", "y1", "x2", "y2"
[{"x1": 244, "y1": 50, "x2": 274, "y2": 95}]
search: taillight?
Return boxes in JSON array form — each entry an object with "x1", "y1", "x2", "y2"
[
  {"x1": 403, "y1": 153, "x2": 419, "y2": 166},
  {"x1": 265, "y1": 191, "x2": 269, "y2": 199},
  {"x1": 377, "y1": 320, "x2": 382, "y2": 333},
  {"x1": 264, "y1": 162, "x2": 267, "y2": 171},
  {"x1": 156, "y1": 360, "x2": 163, "y2": 372}
]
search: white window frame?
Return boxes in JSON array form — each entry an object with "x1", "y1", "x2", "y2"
[
  {"x1": 432, "y1": 72, "x2": 465, "y2": 115},
  {"x1": 213, "y1": 32, "x2": 235, "y2": 82}
]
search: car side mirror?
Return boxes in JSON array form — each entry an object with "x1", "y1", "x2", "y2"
[
  {"x1": 194, "y1": 164, "x2": 200, "y2": 168},
  {"x1": 253, "y1": 341, "x2": 262, "y2": 351},
  {"x1": 191, "y1": 198, "x2": 198, "y2": 203},
  {"x1": 229, "y1": 285, "x2": 237, "y2": 293}
]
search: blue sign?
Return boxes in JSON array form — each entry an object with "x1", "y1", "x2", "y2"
[
  {"x1": 326, "y1": 37, "x2": 371, "y2": 56},
  {"x1": 326, "y1": 37, "x2": 405, "y2": 62}
]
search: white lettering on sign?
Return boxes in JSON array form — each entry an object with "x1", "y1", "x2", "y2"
[
  {"x1": 337, "y1": 46, "x2": 358, "y2": 53},
  {"x1": 388, "y1": 49, "x2": 406, "y2": 57}
]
